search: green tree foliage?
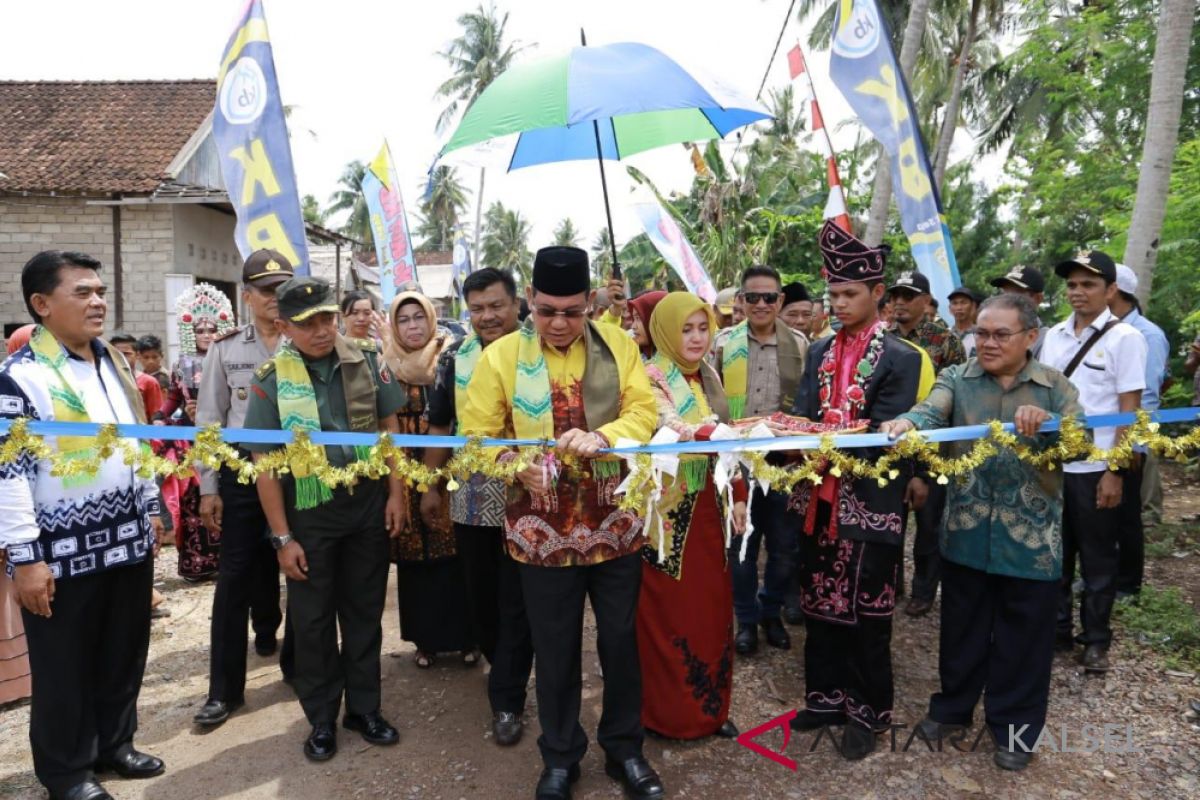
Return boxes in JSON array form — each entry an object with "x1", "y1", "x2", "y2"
[
  {"x1": 481, "y1": 201, "x2": 532, "y2": 282},
  {"x1": 326, "y1": 160, "x2": 372, "y2": 248},
  {"x1": 415, "y1": 166, "x2": 470, "y2": 252}
]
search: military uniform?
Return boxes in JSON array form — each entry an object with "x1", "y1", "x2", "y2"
[
  {"x1": 243, "y1": 278, "x2": 406, "y2": 742},
  {"x1": 194, "y1": 250, "x2": 295, "y2": 724}
]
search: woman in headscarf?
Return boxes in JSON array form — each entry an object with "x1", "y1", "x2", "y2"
[
  {"x1": 382, "y1": 291, "x2": 477, "y2": 668},
  {"x1": 637, "y1": 292, "x2": 747, "y2": 739},
  {"x1": 628, "y1": 290, "x2": 668, "y2": 360}
]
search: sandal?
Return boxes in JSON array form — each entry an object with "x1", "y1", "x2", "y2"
[
  {"x1": 414, "y1": 651, "x2": 435, "y2": 669},
  {"x1": 462, "y1": 649, "x2": 481, "y2": 667}
]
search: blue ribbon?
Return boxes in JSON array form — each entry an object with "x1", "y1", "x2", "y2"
[{"x1": 1, "y1": 408, "x2": 1196, "y2": 455}]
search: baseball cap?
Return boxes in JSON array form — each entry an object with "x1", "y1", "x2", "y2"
[
  {"x1": 1055, "y1": 249, "x2": 1117, "y2": 282},
  {"x1": 888, "y1": 270, "x2": 930, "y2": 295},
  {"x1": 990, "y1": 265, "x2": 1046, "y2": 293},
  {"x1": 275, "y1": 277, "x2": 339, "y2": 322},
  {"x1": 715, "y1": 287, "x2": 738, "y2": 316},
  {"x1": 242, "y1": 249, "x2": 295, "y2": 287},
  {"x1": 947, "y1": 286, "x2": 984, "y2": 304},
  {"x1": 1115, "y1": 263, "x2": 1138, "y2": 297}
]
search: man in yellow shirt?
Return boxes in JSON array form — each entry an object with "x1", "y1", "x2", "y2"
[{"x1": 460, "y1": 246, "x2": 662, "y2": 800}]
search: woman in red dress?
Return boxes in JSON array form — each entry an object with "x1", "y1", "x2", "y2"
[{"x1": 637, "y1": 292, "x2": 747, "y2": 739}]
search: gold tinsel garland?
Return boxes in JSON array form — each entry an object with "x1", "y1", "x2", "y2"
[{"x1": 1, "y1": 413, "x2": 1198, "y2": 512}]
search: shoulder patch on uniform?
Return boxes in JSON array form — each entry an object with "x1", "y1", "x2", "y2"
[
  {"x1": 350, "y1": 336, "x2": 377, "y2": 352},
  {"x1": 255, "y1": 358, "x2": 277, "y2": 380},
  {"x1": 214, "y1": 328, "x2": 241, "y2": 343}
]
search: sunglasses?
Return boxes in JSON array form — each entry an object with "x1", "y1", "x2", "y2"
[{"x1": 743, "y1": 292, "x2": 780, "y2": 306}]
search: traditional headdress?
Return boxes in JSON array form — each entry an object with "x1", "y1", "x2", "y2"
[
  {"x1": 817, "y1": 220, "x2": 889, "y2": 284},
  {"x1": 531, "y1": 246, "x2": 590, "y2": 297},
  {"x1": 176, "y1": 282, "x2": 235, "y2": 354}
]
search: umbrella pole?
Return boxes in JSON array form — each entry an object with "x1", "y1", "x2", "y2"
[{"x1": 581, "y1": 28, "x2": 621, "y2": 281}]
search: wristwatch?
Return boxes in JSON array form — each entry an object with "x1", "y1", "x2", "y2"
[{"x1": 269, "y1": 532, "x2": 294, "y2": 550}]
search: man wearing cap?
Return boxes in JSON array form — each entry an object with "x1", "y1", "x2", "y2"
[
  {"x1": 780, "y1": 282, "x2": 814, "y2": 339},
  {"x1": 947, "y1": 287, "x2": 983, "y2": 358},
  {"x1": 713, "y1": 286, "x2": 739, "y2": 329},
  {"x1": 716, "y1": 265, "x2": 809, "y2": 656},
  {"x1": 193, "y1": 249, "x2": 296, "y2": 728},
  {"x1": 990, "y1": 267, "x2": 1050, "y2": 358},
  {"x1": 886, "y1": 270, "x2": 966, "y2": 618},
  {"x1": 784, "y1": 222, "x2": 921, "y2": 760},
  {"x1": 1108, "y1": 263, "x2": 1170, "y2": 590},
  {"x1": 242, "y1": 277, "x2": 408, "y2": 761},
  {"x1": 459, "y1": 246, "x2": 662, "y2": 800},
  {"x1": 1041, "y1": 250, "x2": 1147, "y2": 673}
]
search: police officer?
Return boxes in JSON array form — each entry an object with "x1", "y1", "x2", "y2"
[
  {"x1": 193, "y1": 249, "x2": 296, "y2": 727},
  {"x1": 243, "y1": 277, "x2": 407, "y2": 761}
]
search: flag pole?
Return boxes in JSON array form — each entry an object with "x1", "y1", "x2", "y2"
[{"x1": 581, "y1": 28, "x2": 622, "y2": 280}]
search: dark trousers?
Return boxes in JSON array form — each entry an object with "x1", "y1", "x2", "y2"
[
  {"x1": 22, "y1": 558, "x2": 152, "y2": 796},
  {"x1": 905, "y1": 481, "x2": 946, "y2": 602},
  {"x1": 930, "y1": 561, "x2": 1058, "y2": 748},
  {"x1": 1058, "y1": 471, "x2": 1120, "y2": 647},
  {"x1": 1115, "y1": 461, "x2": 1145, "y2": 595},
  {"x1": 287, "y1": 483, "x2": 391, "y2": 725},
  {"x1": 730, "y1": 488, "x2": 797, "y2": 624},
  {"x1": 519, "y1": 553, "x2": 644, "y2": 768},
  {"x1": 207, "y1": 472, "x2": 291, "y2": 704},
  {"x1": 454, "y1": 523, "x2": 534, "y2": 714}
]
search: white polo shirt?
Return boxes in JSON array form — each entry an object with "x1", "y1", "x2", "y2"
[{"x1": 1040, "y1": 308, "x2": 1147, "y2": 473}]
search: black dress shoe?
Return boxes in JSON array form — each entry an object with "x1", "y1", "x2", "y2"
[
  {"x1": 1081, "y1": 643, "x2": 1110, "y2": 673},
  {"x1": 715, "y1": 719, "x2": 740, "y2": 738},
  {"x1": 760, "y1": 617, "x2": 791, "y2": 650},
  {"x1": 52, "y1": 779, "x2": 112, "y2": 800},
  {"x1": 604, "y1": 756, "x2": 665, "y2": 799},
  {"x1": 193, "y1": 699, "x2": 243, "y2": 727},
  {"x1": 96, "y1": 746, "x2": 165, "y2": 779},
  {"x1": 734, "y1": 622, "x2": 758, "y2": 655},
  {"x1": 304, "y1": 723, "x2": 338, "y2": 762},
  {"x1": 904, "y1": 597, "x2": 933, "y2": 617},
  {"x1": 840, "y1": 722, "x2": 876, "y2": 761},
  {"x1": 254, "y1": 636, "x2": 278, "y2": 657},
  {"x1": 534, "y1": 763, "x2": 580, "y2": 800},
  {"x1": 994, "y1": 748, "x2": 1032, "y2": 771},
  {"x1": 912, "y1": 716, "x2": 962, "y2": 743},
  {"x1": 493, "y1": 711, "x2": 523, "y2": 746},
  {"x1": 343, "y1": 711, "x2": 399, "y2": 745},
  {"x1": 789, "y1": 709, "x2": 846, "y2": 731},
  {"x1": 783, "y1": 605, "x2": 805, "y2": 626}
]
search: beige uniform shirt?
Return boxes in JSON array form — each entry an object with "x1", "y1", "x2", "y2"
[{"x1": 195, "y1": 323, "x2": 278, "y2": 494}]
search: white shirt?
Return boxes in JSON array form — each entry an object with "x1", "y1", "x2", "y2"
[{"x1": 1040, "y1": 308, "x2": 1147, "y2": 473}]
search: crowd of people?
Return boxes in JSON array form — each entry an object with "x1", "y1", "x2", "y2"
[{"x1": 0, "y1": 224, "x2": 1178, "y2": 799}]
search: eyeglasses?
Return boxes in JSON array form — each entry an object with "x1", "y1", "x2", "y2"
[
  {"x1": 533, "y1": 305, "x2": 589, "y2": 320},
  {"x1": 742, "y1": 292, "x2": 780, "y2": 306},
  {"x1": 971, "y1": 328, "x2": 1028, "y2": 344}
]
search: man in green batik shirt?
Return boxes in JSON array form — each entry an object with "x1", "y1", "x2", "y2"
[
  {"x1": 882, "y1": 293, "x2": 1081, "y2": 773},
  {"x1": 243, "y1": 277, "x2": 407, "y2": 764}
]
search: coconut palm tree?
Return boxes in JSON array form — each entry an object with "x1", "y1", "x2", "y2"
[
  {"x1": 415, "y1": 166, "x2": 470, "y2": 251},
  {"x1": 1123, "y1": 0, "x2": 1196, "y2": 301},
  {"x1": 326, "y1": 160, "x2": 372, "y2": 247},
  {"x1": 481, "y1": 201, "x2": 532, "y2": 282},
  {"x1": 435, "y1": 3, "x2": 530, "y2": 266},
  {"x1": 553, "y1": 217, "x2": 581, "y2": 247}
]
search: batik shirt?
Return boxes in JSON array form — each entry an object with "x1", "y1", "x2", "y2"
[{"x1": 890, "y1": 317, "x2": 966, "y2": 374}]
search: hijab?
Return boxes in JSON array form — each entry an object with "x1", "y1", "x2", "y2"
[
  {"x1": 649, "y1": 292, "x2": 717, "y2": 375},
  {"x1": 629, "y1": 290, "x2": 668, "y2": 357},
  {"x1": 383, "y1": 291, "x2": 448, "y2": 386}
]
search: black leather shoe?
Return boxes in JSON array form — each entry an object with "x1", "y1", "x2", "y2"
[
  {"x1": 904, "y1": 597, "x2": 933, "y2": 617},
  {"x1": 734, "y1": 622, "x2": 758, "y2": 655},
  {"x1": 254, "y1": 636, "x2": 278, "y2": 657},
  {"x1": 789, "y1": 709, "x2": 846, "y2": 731},
  {"x1": 604, "y1": 756, "x2": 665, "y2": 799},
  {"x1": 715, "y1": 719, "x2": 739, "y2": 738},
  {"x1": 994, "y1": 748, "x2": 1032, "y2": 771},
  {"x1": 193, "y1": 699, "x2": 243, "y2": 727},
  {"x1": 493, "y1": 711, "x2": 523, "y2": 746},
  {"x1": 343, "y1": 711, "x2": 399, "y2": 745},
  {"x1": 52, "y1": 779, "x2": 112, "y2": 800},
  {"x1": 534, "y1": 763, "x2": 580, "y2": 800},
  {"x1": 783, "y1": 604, "x2": 805, "y2": 626},
  {"x1": 96, "y1": 746, "x2": 165, "y2": 779},
  {"x1": 303, "y1": 723, "x2": 338, "y2": 761},
  {"x1": 913, "y1": 716, "x2": 962, "y2": 743},
  {"x1": 760, "y1": 617, "x2": 791, "y2": 650},
  {"x1": 1081, "y1": 643, "x2": 1110, "y2": 673},
  {"x1": 840, "y1": 722, "x2": 876, "y2": 761}
]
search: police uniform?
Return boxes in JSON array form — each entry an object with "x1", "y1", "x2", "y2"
[
  {"x1": 242, "y1": 278, "x2": 406, "y2": 757},
  {"x1": 194, "y1": 250, "x2": 295, "y2": 726}
]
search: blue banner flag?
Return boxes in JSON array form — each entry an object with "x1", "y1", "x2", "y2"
[
  {"x1": 829, "y1": 0, "x2": 960, "y2": 310},
  {"x1": 451, "y1": 230, "x2": 472, "y2": 312},
  {"x1": 361, "y1": 140, "x2": 417, "y2": 304},
  {"x1": 213, "y1": 0, "x2": 310, "y2": 274}
]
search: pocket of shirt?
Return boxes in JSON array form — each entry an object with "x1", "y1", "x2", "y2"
[{"x1": 1081, "y1": 361, "x2": 1106, "y2": 372}]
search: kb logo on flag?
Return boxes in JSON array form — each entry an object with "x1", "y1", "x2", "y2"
[
  {"x1": 220, "y1": 57, "x2": 267, "y2": 126},
  {"x1": 832, "y1": 0, "x2": 881, "y2": 60}
]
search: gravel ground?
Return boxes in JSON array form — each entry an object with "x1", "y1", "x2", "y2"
[{"x1": 2, "y1": 469, "x2": 1198, "y2": 799}]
